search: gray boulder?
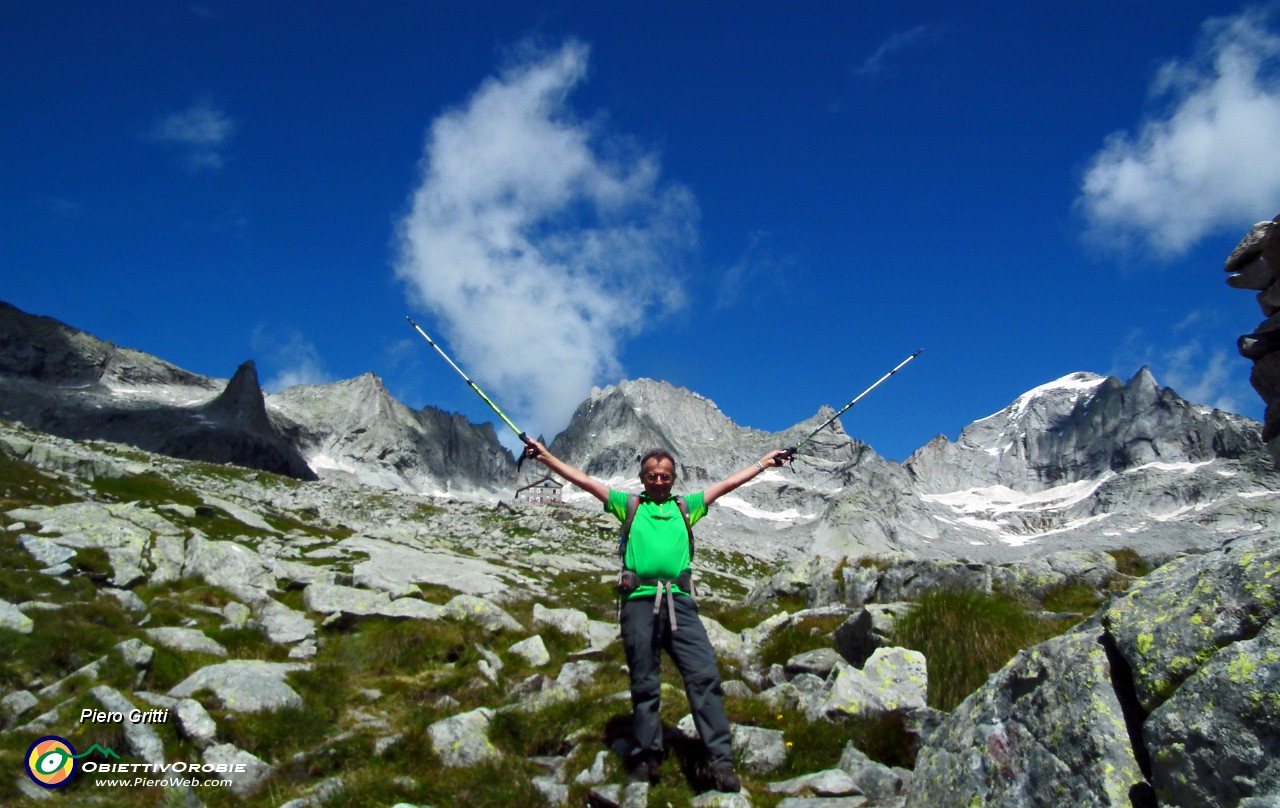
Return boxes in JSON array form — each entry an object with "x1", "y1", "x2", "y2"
[
  {"x1": 184, "y1": 534, "x2": 276, "y2": 590},
  {"x1": 144, "y1": 627, "x2": 228, "y2": 657},
  {"x1": 427, "y1": 707, "x2": 500, "y2": 767},
  {"x1": 174, "y1": 697, "x2": 218, "y2": 747},
  {"x1": 0, "y1": 599, "x2": 33, "y2": 634},
  {"x1": 811, "y1": 649, "x2": 927, "y2": 722},
  {"x1": 251, "y1": 597, "x2": 316, "y2": 644},
  {"x1": 1104, "y1": 534, "x2": 1280, "y2": 713},
  {"x1": 204, "y1": 742, "x2": 271, "y2": 798},
  {"x1": 768, "y1": 768, "x2": 861, "y2": 797},
  {"x1": 442, "y1": 594, "x2": 522, "y2": 633},
  {"x1": 838, "y1": 742, "x2": 908, "y2": 800},
  {"x1": 1144, "y1": 617, "x2": 1280, "y2": 806},
  {"x1": 302, "y1": 582, "x2": 391, "y2": 616},
  {"x1": 17, "y1": 534, "x2": 76, "y2": 568},
  {"x1": 168, "y1": 660, "x2": 309, "y2": 713},
  {"x1": 733, "y1": 724, "x2": 789, "y2": 773},
  {"x1": 785, "y1": 648, "x2": 844, "y2": 679},
  {"x1": 533, "y1": 603, "x2": 590, "y2": 641},
  {"x1": 509, "y1": 635, "x2": 551, "y2": 667},
  {"x1": 908, "y1": 624, "x2": 1145, "y2": 807}
]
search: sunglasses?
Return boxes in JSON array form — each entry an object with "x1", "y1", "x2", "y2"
[{"x1": 643, "y1": 472, "x2": 673, "y2": 482}]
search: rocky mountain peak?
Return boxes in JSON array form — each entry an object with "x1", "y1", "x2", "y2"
[
  {"x1": 548, "y1": 377, "x2": 764, "y2": 484},
  {"x1": 904, "y1": 367, "x2": 1260, "y2": 495},
  {"x1": 267, "y1": 371, "x2": 513, "y2": 495},
  {"x1": 201, "y1": 361, "x2": 272, "y2": 432}
]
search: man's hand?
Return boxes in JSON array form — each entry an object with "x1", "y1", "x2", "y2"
[
  {"x1": 760, "y1": 449, "x2": 791, "y2": 468},
  {"x1": 524, "y1": 437, "x2": 547, "y2": 461}
]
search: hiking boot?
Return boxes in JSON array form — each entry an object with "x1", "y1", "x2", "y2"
[
  {"x1": 709, "y1": 762, "x2": 740, "y2": 793},
  {"x1": 625, "y1": 754, "x2": 660, "y2": 785}
]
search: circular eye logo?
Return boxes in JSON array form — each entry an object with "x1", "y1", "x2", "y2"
[{"x1": 25, "y1": 736, "x2": 77, "y2": 788}]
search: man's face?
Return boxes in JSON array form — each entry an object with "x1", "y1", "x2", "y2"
[{"x1": 641, "y1": 456, "x2": 675, "y2": 500}]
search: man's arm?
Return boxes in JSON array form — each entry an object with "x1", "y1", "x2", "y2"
[
  {"x1": 703, "y1": 450, "x2": 791, "y2": 506},
  {"x1": 523, "y1": 438, "x2": 610, "y2": 503}
]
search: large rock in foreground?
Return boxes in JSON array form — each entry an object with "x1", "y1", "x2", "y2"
[{"x1": 907, "y1": 532, "x2": 1280, "y2": 807}]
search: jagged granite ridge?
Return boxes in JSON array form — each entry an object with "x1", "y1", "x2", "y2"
[
  {"x1": 266, "y1": 373, "x2": 514, "y2": 495},
  {"x1": 4, "y1": 299, "x2": 1280, "y2": 565}
]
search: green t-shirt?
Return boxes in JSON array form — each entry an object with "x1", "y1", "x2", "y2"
[{"x1": 606, "y1": 489, "x2": 707, "y2": 600}]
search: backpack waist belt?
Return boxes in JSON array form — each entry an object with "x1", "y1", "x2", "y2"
[{"x1": 617, "y1": 570, "x2": 694, "y2": 631}]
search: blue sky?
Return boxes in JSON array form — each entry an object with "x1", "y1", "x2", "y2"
[{"x1": 5, "y1": 2, "x2": 1280, "y2": 462}]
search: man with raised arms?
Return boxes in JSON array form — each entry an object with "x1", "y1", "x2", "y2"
[{"x1": 523, "y1": 438, "x2": 791, "y2": 793}]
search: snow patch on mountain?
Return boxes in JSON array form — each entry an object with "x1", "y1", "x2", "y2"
[
  {"x1": 990, "y1": 372, "x2": 1108, "y2": 421},
  {"x1": 714, "y1": 495, "x2": 816, "y2": 522},
  {"x1": 921, "y1": 476, "x2": 1108, "y2": 516}
]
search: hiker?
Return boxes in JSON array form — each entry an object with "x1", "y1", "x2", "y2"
[{"x1": 523, "y1": 438, "x2": 791, "y2": 793}]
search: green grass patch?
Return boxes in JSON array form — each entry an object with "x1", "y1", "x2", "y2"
[
  {"x1": 1041, "y1": 582, "x2": 1103, "y2": 614},
  {"x1": 539, "y1": 571, "x2": 619, "y2": 622},
  {"x1": 325, "y1": 617, "x2": 478, "y2": 677},
  {"x1": 90, "y1": 470, "x2": 201, "y2": 507},
  {"x1": 722, "y1": 694, "x2": 914, "y2": 795},
  {"x1": 417, "y1": 582, "x2": 459, "y2": 604},
  {"x1": 891, "y1": 588, "x2": 1043, "y2": 712},
  {"x1": 0, "y1": 597, "x2": 134, "y2": 690},
  {"x1": 1108, "y1": 548, "x2": 1153, "y2": 578},
  {"x1": 143, "y1": 647, "x2": 205, "y2": 692},
  {"x1": 71, "y1": 546, "x2": 114, "y2": 580},
  {"x1": 207, "y1": 624, "x2": 288, "y2": 661},
  {"x1": 757, "y1": 613, "x2": 847, "y2": 670},
  {"x1": 700, "y1": 600, "x2": 776, "y2": 634},
  {"x1": 0, "y1": 448, "x2": 79, "y2": 509}
]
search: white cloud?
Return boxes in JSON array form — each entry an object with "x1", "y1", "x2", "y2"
[
  {"x1": 1079, "y1": 8, "x2": 1280, "y2": 257},
  {"x1": 852, "y1": 25, "x2": 944, "y2": 78},
  {"x1": 147, "y1": 99, "x2": 236, "y2": 171},
  {"x1": 1112, "y1": 325, "x2": 1248, "y2": 413},
  {"x1": 715, "y1": 231, "x2": 795, "y2": 310},
  {"x1": 394, "y1": 40, "x2": 698, "y2": 444},
  {"x1": 254, "y1": 328, "x2": 332, "y2": 393}
]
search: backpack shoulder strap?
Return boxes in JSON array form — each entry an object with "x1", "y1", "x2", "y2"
[
  {"x1": 619, "y1": 493, "x2": 641, "y2": 563},
  {"x1": 674, "y1": 495, "x2": 694, "y2": 561}
]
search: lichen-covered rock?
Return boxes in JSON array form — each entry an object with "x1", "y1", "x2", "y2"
[
  {"x1": 907, "y1": 626, "x2": 1145, "y2": 807},
  {"x1": 861, "y1": 647, "x2": 927, "y2": 713},
  {"x1": 509, "y1": 634, "x2": 551, "y2": 666},
  {"x1": 1143, "y1": 610, "x2": 1280, "y2": 806},
  {"x1": 427, "y1": 707, "x2": 500, "y2": 767},
  {"x1": 0, "y1": 598, "x2": 33, "y2": 634},
  {"x1": 810, "y1": 648, "x2": 926, "y2": 722},
  {"x1": 443, "y1": 593, "x2": 522, "y2": 633},
  {"x1": 1104, "y1": 532, "x2": 1280, "y2": 713}
]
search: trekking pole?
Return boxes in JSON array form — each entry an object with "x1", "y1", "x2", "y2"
[
  {"x1": 781, "y1": 349, "x2": 924, "y2": 462},
  {"x1": 405, "y1": 317, "x2": 537, "y2": 464}
]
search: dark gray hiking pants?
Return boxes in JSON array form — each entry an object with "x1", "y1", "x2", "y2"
[{"x1": 620, "y1": 594, "x2": 733, "y2": 765}]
